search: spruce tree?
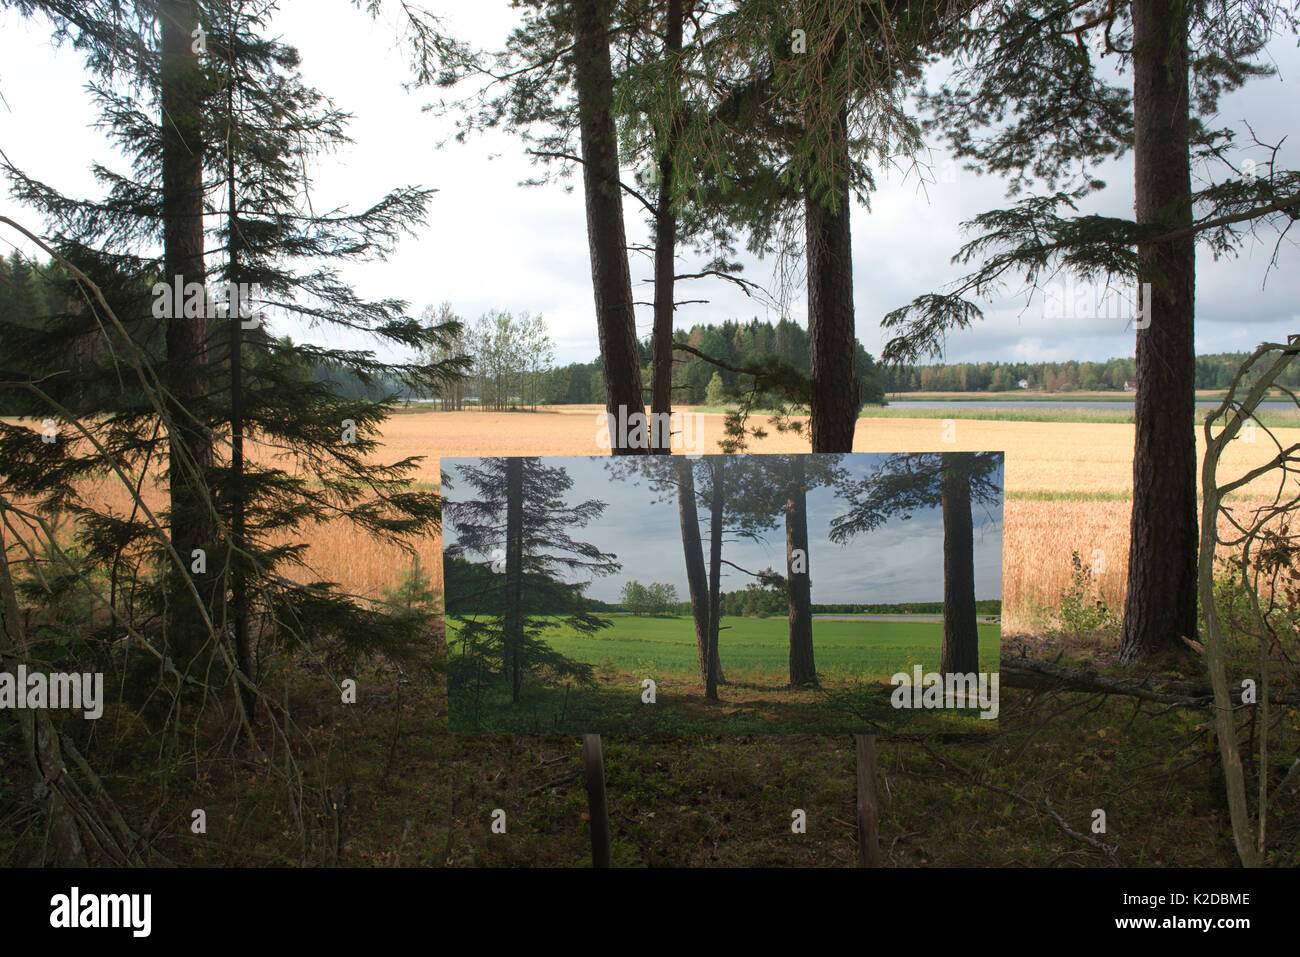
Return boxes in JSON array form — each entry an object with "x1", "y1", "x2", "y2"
[
  {"x1": 0, "y1": 0, "x2": 465, "y2": 713},
  {"x1": 442, "y1": 457, "x2": 618, "y2": 709}
]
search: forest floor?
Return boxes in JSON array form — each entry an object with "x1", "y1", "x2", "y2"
[
  {"x1": 63, "y1": 624, "x2": 1293, "y2": 868},
  {"x1": 447, "y1": 667, "x2": 997, "y2": 735}
]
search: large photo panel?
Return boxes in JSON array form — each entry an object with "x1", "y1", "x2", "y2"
[{"x1": 442, "y1": 452, "x2": 1004, "y2": 734}]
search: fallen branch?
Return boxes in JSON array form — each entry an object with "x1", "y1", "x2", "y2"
[{"x1": 998, "y1": 653, "x2": 1300, "y2": 708}]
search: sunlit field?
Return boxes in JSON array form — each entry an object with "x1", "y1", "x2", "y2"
[
  {"x1": 10, "y1": 405, "x2": 1290, "y2": 632},
  {"x1": 386, "y1": 407, "x2": 1294, "y2": 631}
]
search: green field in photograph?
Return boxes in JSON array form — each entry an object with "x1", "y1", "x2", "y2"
[
  {"x1": 446, "y1": 615, "x2": 1001, "y2": 734},
  {"x1": 536, "y1": 615, "x2": 1000, "y2": 681}
]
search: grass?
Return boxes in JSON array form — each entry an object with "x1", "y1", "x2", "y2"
[
  {"x1": 886, "y1": 391, "x2": 1141, "y2": 403},
  {"x1": 689, "y1": 403, "x2": 1138, "y2": 424},
  {"x1": 446, "y1": 615, "x2": 1001, "y2": 734},
  {"x1": 1007, "y1": 489, "x2": 1136, "y2": 502},
  {"x1": 542, "y1": 614, "x2": 1000, "y2": 679},
  {"x1": 75, "y1": 634, "x2": 1288, "y2": 867},
  {"x1": 866, "y1": 406, "x2": 1136, "y2": 424}
]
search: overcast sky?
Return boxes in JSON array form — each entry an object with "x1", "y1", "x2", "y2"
[
  {"x1": 441, "y1": 454, "x2": 1004, "y2": 604},
  {"x1": 1, "y1": 2, "x2": 1297, "y2": 367}
]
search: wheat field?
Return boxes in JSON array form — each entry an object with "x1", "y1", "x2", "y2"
[
  {"x1": 13, "y1": 406, "x2": 1296, "y2": 631},
  {"x1": 301, "y1": 408, "x2": 1300, "y2": 629}
]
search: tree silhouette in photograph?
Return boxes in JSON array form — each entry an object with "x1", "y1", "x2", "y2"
[
  {"x1": 673, "y1": 454, "x2": 723, "y2": 686},
  {"x1": 609, "y1": 453, "x2": 781, "y2": 697},
  {"x1": 758, "y1": 453, "x2": 846, "y2": 686},
  {"x1": 677, "y1": 456, "x2": 782, "y2": 698},
  {"x1": 444, "y1": 458, "x2": 619, "y2": 704},
  {"x1": 831, "y1": 452, "x2": 1001, "y2": 674}
]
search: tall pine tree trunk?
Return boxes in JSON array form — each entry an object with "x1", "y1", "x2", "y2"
[
  {"x1": 705, "y1": 457, "x2": 724, "y2": 701},
  {"x1": 805, "y1": 105, "x2": 859, "y2": 452},
  {"x1": 160, "y1": 0, "x2": 214, "y2": 667},
  {"x1": 786, "y1": 458, "x2": 816, "y2": 686},
  {"x1": 650, "y1": 0, "x2": 683, "y2": 454},
  {"x1": 940, "y1": 453, "x2": 979, "y2": 675},
  {"x1": 677, "y1": 456, "x2": 721, "y2": 685},
  {"x1": 1120, "y1": 0, "x2": 1197, "y2": 663},
  {"x1": 505, "y1": 457, "x2": 525, "y2": 703},
  {"x1": 572, "y1": 0, "x2": 646, "y2": 451}
]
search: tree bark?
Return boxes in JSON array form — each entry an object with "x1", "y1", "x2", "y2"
[
  {"x1": 805, "y1": 109, "x2": 859, "y2": 453},
  {"x1": 650, "y1": 0, "x2": 683, "y2": 453},
  {"x1": 786, "y1": 457, "x2": 816, "y2": 686},
  {"x1": 572, "y1": 0, "x2": 647, "y2": 452},
  {"x1": 705, "y1": 457, "x2": 724, "y2": 700},
  {"x1": 160, "y1": 0, "x2": 215, "y2": 668},
  {"x1": 677, "y1": 456, "x2": 721, "y2": 685},
  {"x1": 1120, "y1": 0, "x2": 1198, "y2": 663},
  {"x1": 505, "y1": 457, "x2": 525, "y2": 703},
  {"x1": 940, "y1": 453, "x2": 980, "y2": 675}
]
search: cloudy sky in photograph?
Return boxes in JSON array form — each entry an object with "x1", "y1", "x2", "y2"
[
  {"x1": 1, "y1": 2, "x2": 1296, "y2": 368},
  {"x1": 441, "y1": 453, "x2": 1004, "y2": 604}
]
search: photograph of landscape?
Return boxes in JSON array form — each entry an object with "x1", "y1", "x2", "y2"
[
  {"x1": 442, "y1": 452, "x2": 1003, "y2": 733},
  {"x1": 0, "y1": 0, "x2": 1297, "y2": 912}
]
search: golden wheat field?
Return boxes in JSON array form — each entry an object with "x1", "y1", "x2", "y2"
[{"x1": 11, "y1": 407, "x2": 1298, "y2": 632}]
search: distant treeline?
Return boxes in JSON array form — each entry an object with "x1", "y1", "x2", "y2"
[
  {"x1": 535, "y1": 317, "x2": 886, "y2": 407},
  {"x1": 495, "y1": 320, "x2": 1291, "y2": 403},
  {"x1": 876, "y1": 355, "x2": 1300, "y2": 393},
  {"x1": 811, "y1": 600, "x2": 1003, "y2": 616},
  {"x1": 12, "y1": 252, "x2": 1280, "y2": 408},
  {"x1": 445, "y1": 559, "x2": 999, "y2": 619}
]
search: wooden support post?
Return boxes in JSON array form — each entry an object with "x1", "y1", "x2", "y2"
[
  {"x1": 855, "y1": 733, "x2": 880, "y2": 867},
  {"x1": 582, "y1": 733, "x2": 612, "y2": 868}
]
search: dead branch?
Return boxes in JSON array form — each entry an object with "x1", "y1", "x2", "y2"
[{"x1": 998, "y1": 653, "x2": 1300, "y2": 708}]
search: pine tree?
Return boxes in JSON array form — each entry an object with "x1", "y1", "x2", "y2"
[
  {"x1": 759, "y1": 453, "x2": 845, "y2": 686},
  {"x1": 632, "y1": 0, "x2": 957, "y2": 452},
  {"x1": 883, "y1": 0, "x2": 1300, "y2": 661},
  {"x1": 613, "y1": 453, "x2": 784, "y2": 697}
]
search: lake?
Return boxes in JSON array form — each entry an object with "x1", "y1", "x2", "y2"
[{"x1": 883, "y1": 398, "x2": 1294, "y2": 411}]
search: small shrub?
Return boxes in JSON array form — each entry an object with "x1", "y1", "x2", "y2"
[{"x1": 1056, "y1": 551, "x2": 1119, "y2": 636}]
